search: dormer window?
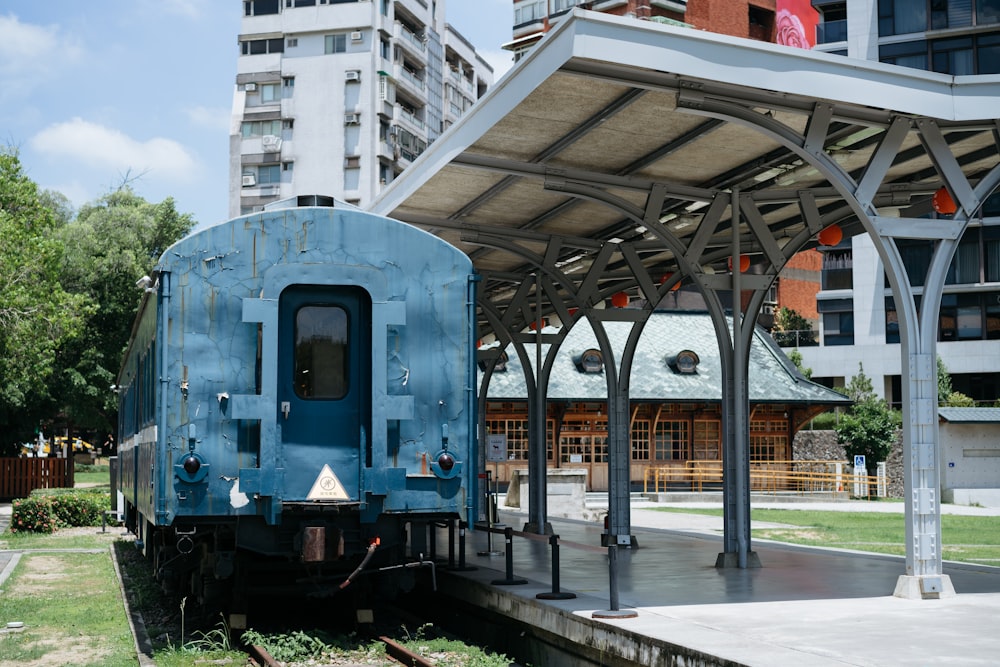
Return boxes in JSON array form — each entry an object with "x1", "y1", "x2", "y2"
[
  {"x1": 668, "y1": 350, "x2": 700, "y2": 374},
  {"x1": 576, "y1": 348, "x2": 604, "y2": 374},
  {"x1": 478, "y1": 350, "x2": 508, "y2": 373}
]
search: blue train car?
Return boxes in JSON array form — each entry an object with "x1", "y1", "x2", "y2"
[{"x1": 116, "y1": 197, "x2": 477, "y2": 613}]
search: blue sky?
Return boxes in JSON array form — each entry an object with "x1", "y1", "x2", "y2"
[{"x1": 1, "y1": 0, "x2": 514, "y2": 226}]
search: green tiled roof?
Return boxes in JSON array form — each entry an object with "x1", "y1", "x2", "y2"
[
  {"x1": 938, "y1": 407, "x2": 1000, "y2": 423},
  {"x1": 482, "y1": 311, "x2": 849, "y2": 406}
]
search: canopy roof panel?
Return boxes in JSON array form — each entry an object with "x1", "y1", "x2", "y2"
[{"x1": 372, "y1": 9, "x2": 1000, "y2": 339}]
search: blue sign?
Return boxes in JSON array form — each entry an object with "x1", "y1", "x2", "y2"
[{"x1": 854, "y1": 455, "x2": 866, "y2": 468}]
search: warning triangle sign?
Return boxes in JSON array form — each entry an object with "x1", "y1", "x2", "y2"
[{"x1": 306, "y1": 464, "x2": 350, "y2": 501}]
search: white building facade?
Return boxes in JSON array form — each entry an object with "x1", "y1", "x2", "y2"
[
  {"x1": 230, "y1": 0, "x2": 493, "y2": 216},
  {"x1": 799, "y1": 227, "x2": 1000, "y2": 404}
]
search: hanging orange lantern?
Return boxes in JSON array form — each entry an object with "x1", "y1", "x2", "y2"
[
  {"x1": 817, "y1": 224, "x2": 843, "y2": 247},
  {"x1": 932, "y1": 187, "x2": 957, "y2": 214},
  {"x1": 659, "y1": 272, "x2": 681, "y2": 291},
  {"x1": 611, "y1": 291, "x2": 629, "y2": 308},
  {"x1": 728, "y1": 256, "x2": 751, "y2": 273}
]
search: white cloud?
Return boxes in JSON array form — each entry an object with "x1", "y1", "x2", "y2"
[
  {"x1": 184, "y1": 105, "x2": 231, "y2": 131},
  {"x1": 0, "y1": 13, "x2": 83, "y2": 93},
  {"x1": 30, "y1": 118, "x2": 200, "y2": 183},
  {"x1": 0, "y1": 13, "x2": 59, "y2": 69}
]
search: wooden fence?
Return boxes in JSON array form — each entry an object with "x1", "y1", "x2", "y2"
[{"x1": 0, "y1": 457, "x2": 75, "y2": 501}]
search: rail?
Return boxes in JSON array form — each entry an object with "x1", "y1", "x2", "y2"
[{"x1": 642, "y1": 460, "x2": 887, "y2": 498}]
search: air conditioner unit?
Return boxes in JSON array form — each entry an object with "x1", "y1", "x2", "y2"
[
  {"x1": 261, "y1": 135, "x2": 282, "y2": 152},
  {"x1": 242, "y1": 174, "x2": 256, "y2": 187},
  {"x1": 344, "y1": 113, "x2": 360, "y2": 125},
  {"x1": 345, "y1": 70, "x2": 361, "y2": 82},
  {"x1": 245, "y1": 83, "x2": 257, "y2": 92},
  {"x1": 350, "y1": 31, "x2": 363, "y2": 41},
  {"x1": 762, "y1": 304, "x2": 776, "y2": 315}
]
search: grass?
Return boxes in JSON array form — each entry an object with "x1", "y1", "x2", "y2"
[
  {"x1": 0, "y1": 550, "x2": 136, "y2": 666},
  {"x1": 0, "y1": 526, "x2": 121, "y2": 551},
  {"x1": 652, "y1": 506, "x2": 1000, "y2": 564},
  {"x1": 73, "y1": 464, "x2": 112, "y2": 487}
]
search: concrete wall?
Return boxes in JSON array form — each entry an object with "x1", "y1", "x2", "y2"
[{"x1": 940, "y1": 422, "x2": 1000, "y2": 507}]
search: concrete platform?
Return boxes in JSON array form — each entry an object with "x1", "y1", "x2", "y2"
[{"x1": 438, "y1": 506, "x2": 1000, "y2": 666}]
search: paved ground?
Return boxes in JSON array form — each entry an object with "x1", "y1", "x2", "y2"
[{"x1": 454, "y1": 497, "x2": 1000, "y2": 666}]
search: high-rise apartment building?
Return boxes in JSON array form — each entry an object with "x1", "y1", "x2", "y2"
[
  {"x1": 230, "y1": 0, "x2": 493, "y2": 216},
  {"x1": 785, "y1": 1, "x2": 1000, "y2": 404},
  {"x1": 812, "y1": 0, "x2": 1000, "y2": 73}
]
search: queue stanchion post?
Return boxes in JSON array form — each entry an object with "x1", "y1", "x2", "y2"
[
  {"x1": 536, "y1": 534, "x2": 576, "y2": 600},
  {"x1": 451, "y1": 520, "x2": 476, "y2": 571},
  {"x1": 477, "y1": 470, "x2": 501, "y2": 556},
  {"x1": 490, "y1": 526, "x2": 527, "y2": 586}
]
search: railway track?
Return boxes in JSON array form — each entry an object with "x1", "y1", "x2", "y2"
[{"x1": 246, "y1": 635, "x2": 440, "y2": 667}]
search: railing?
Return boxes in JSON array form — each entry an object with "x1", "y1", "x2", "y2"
[
  {"x1": 398, "y1": 23, "x2": 426, "y2": 52},
  {"x1": 399, "y1": 67, "x2": 425, "y2": 91},
  {"x1": 772, "y1": 329, "x2": 819, "y2": 347},
  {"x1": 816, "y1": 19, "x2": 848, "y2": 44},
  {"x1": 643, "y1": 460, "x2": 887, "y2": 499},
  {"x1": 397, "y1": 106, "x2": 425, "y2": 131}
]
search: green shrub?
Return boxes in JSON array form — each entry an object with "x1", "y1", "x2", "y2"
[
  {"x1": 11, "y1": 489, "x2": 111, "y2": 531},
  {"x1": 942, "y1": 391, "x2": 975, "y2": 407},
  {"x1": 10, "y1": 497, "x2": 58, "y2": 533},
  {"x1": 804, "y1": 411, "x2": 839, "y2": 430},
  {"x1": 48, "y1": 492, "x2": 108, "y2": 527}
]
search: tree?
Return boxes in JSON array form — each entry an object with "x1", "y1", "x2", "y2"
[
  {"x1": 835, "y1": 363, "x2": 899, "y2": 483},
  {"x1": 937, "y1": 355, "x2": 953, "y2": 404},
  {"x1": 772, "y1": 306, "x2": 817, "y2": 347},
  {"x1": 942, "y1": 391, "x2": 975, "y2": 407},
  {"x1": 788, "y1": 349, "x2": 813, "y2": 379},
  {"x1": 55, "y1": 187, "x2": 194, "y2": 435},
  {"x1": 842, "y1": 362, "x2": 875, "y2": 402},
  {"x1": 0, "y1": 149, "x2": 91, "y2": 453}
]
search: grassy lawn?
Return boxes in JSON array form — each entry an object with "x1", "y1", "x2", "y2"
[
  {"x1": 652, "y1": 507, "x2": 1000, "y2": 565},
  {"x1": 0, "y1": 549, "x2": 136, "y2": 667},
  {"x1": 74, "y1": 464, "x2": 112, "y2": 487}
]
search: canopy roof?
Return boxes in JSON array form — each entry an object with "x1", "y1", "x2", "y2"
[{"x1": 372, "y1": 9, "x2": 1000, "y2": 340}]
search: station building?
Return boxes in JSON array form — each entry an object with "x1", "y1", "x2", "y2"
[{"x1": 482, "y1": 311, "x2": 849, "y2": 491}]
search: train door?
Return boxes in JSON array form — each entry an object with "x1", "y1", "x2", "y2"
[{"x1": 277, "y1": 285, "x2": 371, "y2": 502}]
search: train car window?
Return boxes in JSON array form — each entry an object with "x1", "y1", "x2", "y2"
[{"x1": 294, "y1": 305, "x2": 349, "y2": 399}]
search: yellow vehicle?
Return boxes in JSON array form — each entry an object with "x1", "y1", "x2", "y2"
[{"x1": 51, "y1": 437, "x2": 96, "y2": 453}]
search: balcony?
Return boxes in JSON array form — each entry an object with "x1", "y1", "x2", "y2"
[
  {"x1": 817, "y1": 19, "x2": 848, "y2": 45},
  {"x1": 822, "y1": 268, "x2": 853, "y2": 290},
  {"x1": 396, "y1": 64, "x2": 426, "y2": 95},
  {"x1": 449, "y1": 67, "x2": 475, "y2": 94},
  {"x1": 771, "y1": 329, "x2": 820, "y2": 347},
  {"x1": 396, "y1": 105, "x2": 426, "y2": 132},
  {"x1": 395, "y1": 22, "x2": 427, "y2": 59}
]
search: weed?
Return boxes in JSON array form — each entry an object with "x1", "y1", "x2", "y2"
[{"x1": 184, "y1": 614, "x2": 232, "y2": 652}]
